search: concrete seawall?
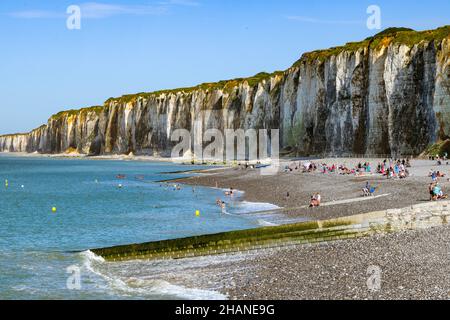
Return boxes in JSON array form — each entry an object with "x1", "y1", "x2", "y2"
[{"x1": 92, "y1": 201, "x2": 450, "y2": 262}]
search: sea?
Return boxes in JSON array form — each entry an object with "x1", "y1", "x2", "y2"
[{"x1": 0, "y1": 154, "x2": 281, "y2": 300}]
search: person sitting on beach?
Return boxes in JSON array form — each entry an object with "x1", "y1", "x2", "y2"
[
  {"x1": 430, "y1": 170, "x2": 438, "y2": 182},
  {"x1": 309, "y1": 195, "x2": 316, "y2": 207},
  {"x1": 394, "y1": 164, "x2": 400, "y2": 176},
  {"x1": 406, "y1": 159, "x2": 411, "y2": 168},
  {"x1": 431, "y1": 184, "x2": 448, "y2": 201},
  {"x1": 362, "y1": 182, "x2": 371, "y2": 197},
  {"x1": 399, "y1": 170, "x2": 407, "y2": 179},
  {"x1": 309, "y1": 193, "x2": 321, "y2": 207},
  {"x1": 434, "y1": 184, "x2": 442, "y2": 200},
  {"x1": 429, "y1": 183, "x2": 436, "y2": 201},
  {"x1": 387, "y1": 168, "x2": 394, "y2": 179}
]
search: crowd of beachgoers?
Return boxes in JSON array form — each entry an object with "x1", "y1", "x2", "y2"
[
  {"x1": 284, "y1": 158, "x2": 412, "y2": 178},
  {"x1": 172, "y1": 153, "x2": 450, "y2": 217},
  {"x1": 280, "y1": 155, "x2": 450, "y2": 207}
]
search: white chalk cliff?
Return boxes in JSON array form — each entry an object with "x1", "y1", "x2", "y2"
[{"x1": 1, "y1": 27, "x2": 450, "y2": 157}]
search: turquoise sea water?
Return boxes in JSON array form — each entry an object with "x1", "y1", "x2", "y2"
[{"x1": 0, "y1": 155, "x2": 276, "y2": 300}]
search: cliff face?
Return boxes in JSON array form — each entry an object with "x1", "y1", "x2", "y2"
[{"x1": 1, "y1": 27, "x2": 450, "y2": 157}]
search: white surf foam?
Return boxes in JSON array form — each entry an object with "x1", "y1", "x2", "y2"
[
  {"x1": 234, "y1": 201, "x2": 280, "y2": 213},
  {"x1": 257, "y1": 219, "x2": 279, "y2": 227},
  {"x1": 79, "y1": 251, "x2": 227, "y2": 300}
]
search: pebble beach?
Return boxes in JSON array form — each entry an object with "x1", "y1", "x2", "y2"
[{"x1": 172, "y1": 158, "x2": 450, "y2": 300}]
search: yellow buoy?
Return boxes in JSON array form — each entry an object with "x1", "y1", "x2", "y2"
[
  {"x1": 52, "y1": 207, "x2": 57, "y2": 213},
  {"x1": 195, "y1": 210, "x2": 200, "y2": 217},
  {"x1": 5, "y1": 180, "x2": 8, "y2": 188}
]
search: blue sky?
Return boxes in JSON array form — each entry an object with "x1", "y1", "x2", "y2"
[{"x1": 0, "y1": 0, "x2": 449, "y2": 134}]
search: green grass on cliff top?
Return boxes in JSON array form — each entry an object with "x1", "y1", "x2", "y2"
[
  {"x1": 294, "y1": 25, "x2": 450, "y2": 65},
  {"x1": 44, "y1": 25, "x2": 450, "y2": 121},
  {"x1": 49, "y1": 72, "x2": 285, "y2": 120},
  {"x1": 103, "y1": 71, "x2": 285, "y2": 105},
  {"x1": 50, "y1": 106, "x2": 104, "y2": 120}
]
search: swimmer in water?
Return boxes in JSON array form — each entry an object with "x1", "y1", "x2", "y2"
[
  {"x1": 221, "y1": 201, "x2": 226, "y2": 214},
  {"x1": 216, "y1": 199, "x2": 226, "y2": 212},
  {"x1": 225, "y1": 187, "x2": 234, "y2": 197}
]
